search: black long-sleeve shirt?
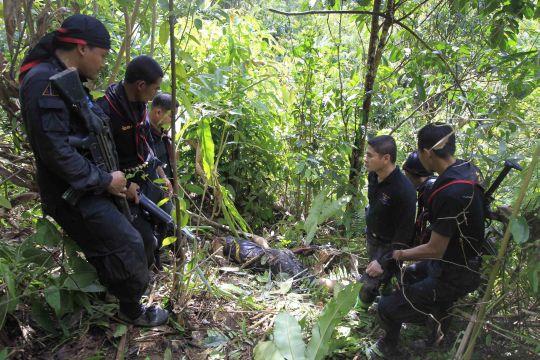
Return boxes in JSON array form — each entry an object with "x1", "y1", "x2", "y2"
[
  {"x1": 96, "y1": 82, "x2": 157, "y2": 172},
  {"x1": 150, "y1": 123, "x2": 173, "y2": 179},
  {"x1": 19, "y1": 57, "x2": 112, "y2": 209},
  {"x1": 428, "y1": 160, "x2": 485, "y2": 266},
  {"x1": 366, "y1": 166, "x2": 417, "y2": 247}
]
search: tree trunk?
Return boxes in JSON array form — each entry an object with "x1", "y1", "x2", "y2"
[
  {"x1": 348, "y1": 0, "x2": 394, "y2": 193},
  {"x1": 108, "y1": 0, "x2": 142, "y2": 85},
  {"x1": 150, "y1": 0, "x2": 157, "y2": 57}
]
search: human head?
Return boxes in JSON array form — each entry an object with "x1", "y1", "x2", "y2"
[
  {"x1": 150, "y1": 93, "x2": 178, "y2": 127},
  {"x1": 364, "y1": 135, "x2": 397, "y2": 173},
  {"x1": 21, "y1": 14, "x2": 111, "y2": 81},
  {"x1": 403, "y1": 151, "x2": 433, "y2": 187},
  {"x1": 417, "y1": 123, "x2": 456, "y2": 172},
  {"x1": 124, "y1": 55, "x2": 164, "y2": 102}
]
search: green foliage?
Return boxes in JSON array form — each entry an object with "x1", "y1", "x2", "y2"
[
  {"x1": 254, "y1": 282, "x2": 362, "y2": 359},
  {"x1": 0, "y1": 219, "x2": 109, "y2": 335},
  {"x1": 273, "y1": 313, "x2": 306, "y2": 360},
  {"x1": 198, "y1": 117, "x2": 215, "y2": 181},
  {"x1": 0, "y1": 196, "x2": 11, "y2": 209},
  {"x1": 510, "y1": 216, "x2": 530, "y2": 244},
  {"x1": 303, "y1": 190, "x2": 351, "y2": 244},
  {"x1": 0, "y1": 0, "x2": 538, "y2": 356},
  {"x1": 305, "y1": 282, "x2": 361, "y2": 360}
]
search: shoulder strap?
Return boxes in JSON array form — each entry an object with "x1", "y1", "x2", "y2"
[{"x1": 428, "y1": 179, "x2": 478, "y2": 205}]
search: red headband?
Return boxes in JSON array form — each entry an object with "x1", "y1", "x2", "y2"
[{"x1": 55, "y1": 27, "x2": 88, "y2": 45}]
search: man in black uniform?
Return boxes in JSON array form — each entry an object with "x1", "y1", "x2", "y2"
[
  {"x1": 97, "y1": 56, "x2": 169, "y2": 269},
  {"x1": 19, "y1": 15, "x2": 168, "y2": 326},
  {"x1": 402, "y1": 151, "x2": 437, "y2": 246},
  {"x1": 148, "y1": 93, "x2": 178, "y2": 267},
  {"x1": 361, "y1": 136, "x2": 416, "y2": 308},
  {"x1": 373, "y1": 123, "x2": 485, "y2": 357},
  {"x1": 149, "y1": 93, "x2": 177, "y2": 183}
]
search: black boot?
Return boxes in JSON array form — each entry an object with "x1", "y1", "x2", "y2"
[{"x1": 119, "y1": 304, "x2": 169, "y2": 327}]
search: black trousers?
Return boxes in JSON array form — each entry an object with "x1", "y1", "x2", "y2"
[
  {"x1": 359, "y1": 234, "x2": 398, "y2": 304},
  {"x1": 377, "y1": 260, "x2": 480, "y2": 344},
  {"x1": 129, "y1": 202, "x2": 158, "y2": 268},
  {"x1": 138, "y1": 172, "x2": 173, "y2": 259},
  {"x1": 46, "y1": 194, "x2": 150, "y2": 317}
]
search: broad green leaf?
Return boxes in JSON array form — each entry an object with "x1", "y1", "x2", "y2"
[
  {"x1": 162, "y1": 236, "x2": 177, "y2": 246},
  {"x1": 273, "y1": 313, "x2": 306, "y2": 360},
  {"x1": 528, "y1": 261, "x2": 539, "y2": 294},
  {"x1": 44, "y1": 286, "x2": 61, "y2": 316},
  {"x1": 510, "y1": 216, "x2": 530, "y2": 244},
  {"x1": 253, "y1": 341, "x2": 285, "y2": 360},
  {"x1": 0, "y1": 196, "x2": 11, "y2": 209},
  {"x1": 63, "y1": 272, "x2": 104, "y2": 293},
  {"x1": 30, "y1": 218, "x2": 62, "y2": 247},
  {"x1": 198, "y1": 118, "x2": 215, "y2": 181},
  {"x1": 31, "y1": 300, "x2": 56, "y2": 333},
  {"x1": 159, "y1": 21, "x2": 169, "y2": 45},
  {"x1": 306, "y1": 283, "x2": 362, "y2": 360},
  {"x1": 164, "y1": 347, "x2": 172, "y2": 360},
  {"x1": 194, "y1": 18, "x2": 203, "y2": 30},
  {"x1": 186, "y1": 183, "x2": 204, "y2": 195},
  {"x1": 68, "y1": 253, "x2": 97, "y2": 274},
  {"x1": 175, "y1": 61, "x2": 187, "y2": 81},
  {"x1": 0, "y1": 295, "x2": 11, "y2": 330},
  {"x1": 0, "y1": 262, "x2": 16, "y2": 309},
  {"x1": 178, "y1": 91, "x2": 195, "y2": 118},
  {"x1": 114, "y1": 324, "x2": 128, "y2": 337},
  {"x1": 304, "y1": 191, "x2": 350, "y2": 245},
  {"x1": 157, "y1": 197, "x2": 170, "y2": 207}
]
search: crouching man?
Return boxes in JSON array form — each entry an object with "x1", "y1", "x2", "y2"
[{"x1": 373, "y1": 123, "x2": 485, "y2": 358}]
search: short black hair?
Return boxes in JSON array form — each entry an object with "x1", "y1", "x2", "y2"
[
  {"x1": 367, "y1": 135, "x2": 397, "y2": 163},
  {"x1": 418, "y1": 123, "x2": 456, "y2": 159},
  {"x1": 152, "y1": 93, "x2": 179, "y2": 110},
  {"x1": 125, "y1": 55, "x2": 163, "y2": 84}
]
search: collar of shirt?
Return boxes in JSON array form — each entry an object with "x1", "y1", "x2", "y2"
[
  {"x1": 370, "y1": 166, "x2": 400, "y2": 187},
  {"x1": 434, "y1": 159, "x2": 480, "y2": 189}
]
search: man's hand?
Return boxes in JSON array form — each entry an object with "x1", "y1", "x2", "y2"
[
  {"x1": 164, "y1": 178, "x2": 173, "y2": 197},
  {"x1": 107, "y1": 171, "x2": 127, "y2": 197},
  {"x1": 125, "y1": 182, "x2": 140, "y2": 204},
  {"x1": 157, "y1": 166, "x2": 174, "y2": 197},
  {"x1": 366, "y1": 260, "x2": 384, "y2": 277},
  {"x1": 392, "y1": 250, "x2": 403, "y2": 261}
]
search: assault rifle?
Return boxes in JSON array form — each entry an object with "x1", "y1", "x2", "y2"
[
  {"x1": 139, "y1": 193, "x2": 195, "y2": 241},
  {"x1": 50, "y1": 68, "x2": 132, "y2": 220}
]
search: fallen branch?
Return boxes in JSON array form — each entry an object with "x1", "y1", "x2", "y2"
[{"x1": 187, "y1": 210, "x2": 270, "y2": 248}]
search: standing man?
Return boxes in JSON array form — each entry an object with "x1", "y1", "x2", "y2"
[
  {"x1": 148, "y1": 93, "x2": 177, "y2": 268},
  {"x1": 97, "y1": 56, "x2": 170, "y2": 269},
  {"x1": 149, "y1": 93, "x2": 177, "y2": 184},
  {"x1": 19, "y1": 15, "x2": 168, "y2": 326},
  {"x1": 373, "y1": 123, "x2": 485, "y2": 357},
  {"x1": 361, "y1": 135, "x2": 417, "y2": 308}
]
